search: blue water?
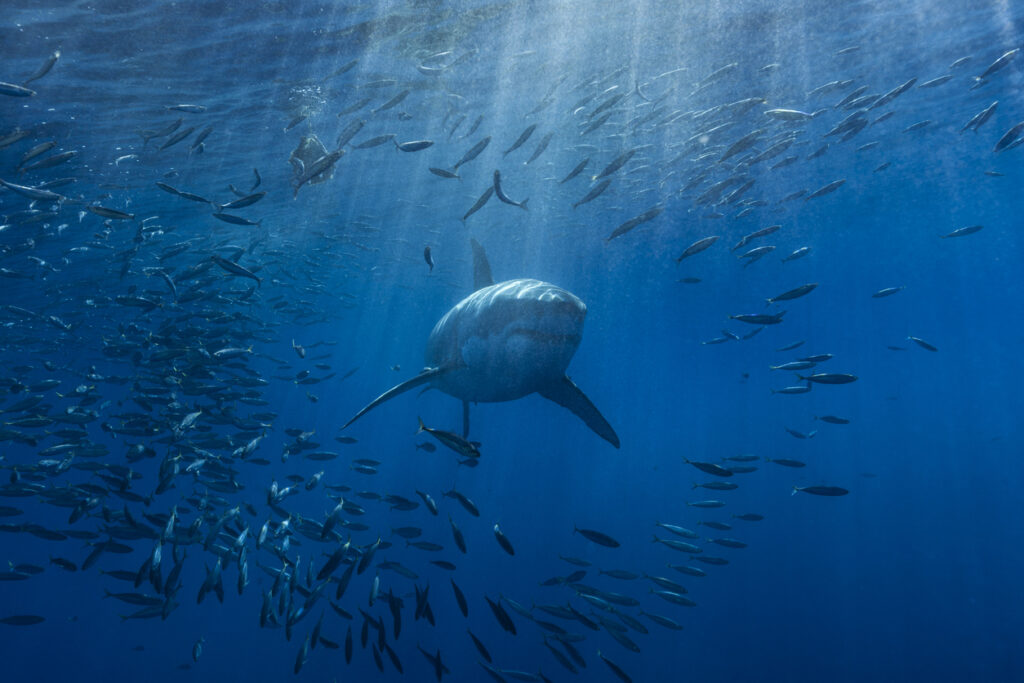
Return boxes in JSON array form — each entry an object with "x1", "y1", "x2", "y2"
[{"x1": 2, "y1": 1, "x2": 1023, "y2": 681}]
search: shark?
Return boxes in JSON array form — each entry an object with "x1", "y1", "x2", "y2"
[{"x1": 342, "y1": 239, "x2": 619, "y2": 447}]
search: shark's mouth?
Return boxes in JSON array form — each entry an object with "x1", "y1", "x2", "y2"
[{"x1": 512, "y1": 328, "x2": 583, "y2": 347}]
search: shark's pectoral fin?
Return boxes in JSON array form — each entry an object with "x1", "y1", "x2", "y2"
[
  {"x1": 342, "y1": 367, "x2": 445, "y2": 430},
  {"x1": 539, "y1": 375, "x2": 620, "y2": 448},
  {"x1": 462, "y1": 400, "x2": 471, "y2": 438}
]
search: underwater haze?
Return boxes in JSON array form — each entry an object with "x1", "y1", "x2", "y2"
[{"x1": 1, "y1": 0, "x2": 1023, "y2": 681}]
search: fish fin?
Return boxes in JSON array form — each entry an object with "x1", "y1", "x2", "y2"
[
  {"x1": 462, "y1": 400, "x2": 470, "y2": 438},
  {"x1": 539, "y1": 375, "x2": 620, "y2": 448},
  {"x1": 470, "y1": 238, "x2": 494, "y2": 290},
  {"x1": 342, "y1": 367, "x2": 445, "y2": 430}
]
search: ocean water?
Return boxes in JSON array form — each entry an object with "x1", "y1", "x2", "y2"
[{"x1": 1, "y1": 1, "x2": 1023, "y2": 681}]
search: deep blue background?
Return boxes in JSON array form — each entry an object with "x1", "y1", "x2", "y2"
[{"x1": 1, "y1": 1, "x2": 1022, "y2": 681}]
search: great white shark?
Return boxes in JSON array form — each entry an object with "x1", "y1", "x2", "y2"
[{"x1": 342, "y1": 239, "x2": 619, "y2": 447}]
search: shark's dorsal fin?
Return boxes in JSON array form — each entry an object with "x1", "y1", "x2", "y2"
[
  {"x1": 470, "y1": 238, "x2": 494, "y2": 291},
  {"x1": 539, "y1": 375, "x2": 620, "y2": 448},
  {"x1": 342, "y1": 367, "x2": 445, "y2": 430}
]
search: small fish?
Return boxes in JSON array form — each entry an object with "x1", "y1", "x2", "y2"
[
  {"x1": 684, "y1": 459, "x2": 733, "y2": 477},
  {"x1": 159, "y1": 126, "x2": 195, "y2": 150},
  {"x1": 781, "y1": 247, "x2": 811, "y2": 263},
  {"x1": 503, "y1": 124, "x2": 537, "y2": 156},
  {"x1": 793, "y1": 485, "x2": 849, "y2": 497},
  {"x1": 764, "y1": 108, "x2": 815, "y2": 121},
  {"x1": 918, "y1": 75, "x2": 953, "y2": 88},
  {"x1": 573, "y1": 179, "x2": 611, "y2": 209},
  {"x1": 730, "y1": 311, "x2": 786, "y2": 325},
  {"x1": 493, "y1": 524, "x2": 515, "y2": 556},
  {"x1": 525, "y1": 132, "x2": 553, "y2": 164},
  {"x1": 0, "y1": 178, "x2": 64, "y2": 202},
  {"x1": 211, "y1": 255, "x2": 261, "y2": 287},
  {"x1": 373, "y1": 89, "x2": 409, "y2": 113},
  {"x1": 463, "y1": 186, "x2": 494, "y2": 221},
  {"x1": 598, "y1": 649, "x2": 633, "y2": 683},
  {"x1": 975, "y1": 48, "x2": 1019, "y2": 82},
  {"x1": 961, "y1": 101, "x2": 998, "y2": 134},
  {"x1": 428, "y1": 167, "x2": 459, "y2": 179},
  {"x1": 869, "y1": 77, "x2": 917, "y2": 110},
  {"x1": 798, "y1": 373, "x2": 857, "y2": 384},
  {"x1": 594, "y1": 149, "x2": 636, "y2": 180},
  {"x1": 87, "y1": 206, "x2": 134, "y2": 220},
  {"x1": 770, "y1": 361, "x2": 815, "y2": 371},
  {"x1": 907, "y1": 336, "x2": 938, "y2": 352},
  {"x1": 872, "y1": 286, "x2": 904, "y2": 298},
  {"x1": 492, "y1": 170, "x2": 528, "y2": 210},
  {"x1": 686, "y1": 500, "x2": 726, "y2": 509},
  {"x1": 293, "y1": 150, "x2": 344, "y2": 198},
  {"x1": 335, "y1": 119, "x2": 365, "y2": 148},
  {"x1": 454, "y1": 136, "x2": 490, "y2": 169},
  {"x1": 394, "y1": 139, "x2": 433, "y2": 152},
  {"x1": 560, "y1": 158, "x2": 589, "y2": 184},
  {"x1": 418, "y1": 417, "x2": 480, "y2": 458},
  {"x1": 0, "y1": 129, "x2": 31, "y2": 150},
  {"x1": 423, "y1": 246, "x2": 434, "y2": 272},
  {"x1": 993, "y1": 123, "x2": 1024, "y2": 153},
  {"x1": 606, "y1": 206, "x2": 662, "y2": 242},
  {"x1": 0, "y1": 615, "x2": 45, "y2": 626},
  {"x1": 23, "y1": 50, "x2": 61, "y2": 85},
  {"x1": 574, "y1": 526, "x2": 620, "y2": 548},
  {"x1": 732, "y1": 225, "x2": 779, "y2": 251},
  {"x1": 941, "y1": 225, "x2": 983, "y2": 238},
  {"x1": 676, "y1": 236, "x2": 719, "y2": 262},
  {"x1": 767, "y1": 458, "x2": 806, "y2": 468},
  {"x1": 20, "y1": 150, "x2": 76, "y2": 173},
  {"x1": 167, "y1": 104, "x2": 206, "y2": 113},
  {"x1": 805, "y1": 179, "x2": 845, "y2": 200},
  {"x1": 0, "y1": 82, "x2": 36, "y2": 97},
  {"x1": 770, "y1": 385, "x2": 812, "y2": 395},
  {"x1": 216, "y1": 192, "x2": 265, "y2": 211},
  {"x1": 766, "y1": 283, "x2": 817, "y2": 304}
]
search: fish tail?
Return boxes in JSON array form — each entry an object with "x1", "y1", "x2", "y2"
[
  {"x1": 520, "y1": 198, "x2": 529, "y2": 210},
  {"x1": 417, "y1": 417, "x2": 426, "y2": 433}
]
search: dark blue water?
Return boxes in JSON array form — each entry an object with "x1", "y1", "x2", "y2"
[{"x1": 2, "y1": 1, "x2": 1022, "y2": 681}]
